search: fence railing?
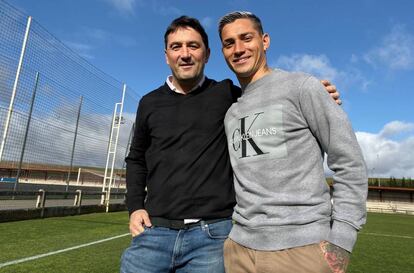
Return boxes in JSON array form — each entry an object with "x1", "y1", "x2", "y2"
[{"x1": 0, "y1": 189, "x2": 125, "y2": 209}]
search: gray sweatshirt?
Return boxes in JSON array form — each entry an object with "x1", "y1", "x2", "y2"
[{"x1": 224, "y1": 69, "x2": 367, "y2": 252}]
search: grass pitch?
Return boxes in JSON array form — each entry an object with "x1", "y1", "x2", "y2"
[
  {"x1": 0, "y1": 212, "x2": 413, "y2": 273},
  {"x1": 0, "y1": 212, "x2": 130, "y2": 273},
  {"x1": 349, "y1": 213, "x2": 414, "y2": 273}
]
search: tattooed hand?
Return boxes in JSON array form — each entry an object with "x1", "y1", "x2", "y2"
[{"x1": 319, "y1": 241, "x2": 350, "y2": 273}]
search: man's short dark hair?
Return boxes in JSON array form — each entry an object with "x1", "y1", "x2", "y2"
[
  {"x1": 218, "y1": 11, "x2": 264, "y2": 39},
  {"x1": 164, "y1": 16, "x2": 209, "y2": 50}
]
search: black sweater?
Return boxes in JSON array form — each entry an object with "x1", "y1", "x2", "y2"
[{"x1": 126, "y1": 78, "x2": 241, "y2": 219}]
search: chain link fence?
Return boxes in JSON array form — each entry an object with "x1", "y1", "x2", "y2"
[{"x1": 0, "y1": 0, "x2": 141, "y2": 191}]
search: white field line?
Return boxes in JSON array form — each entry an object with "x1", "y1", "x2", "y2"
[
  {"x1": 0, "y1": 233, "x2": 130, "y2": 268},
  {"x1": 360, "y1": 232, "x2": 413, "y2": 239}
]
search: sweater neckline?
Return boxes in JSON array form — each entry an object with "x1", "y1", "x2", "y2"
[
  {"x1": 163, "y1": 77, "x2": 211, "y2": 96},
  {"x1": 242, "y1": 69, "x2": 281, "y2": 96}
]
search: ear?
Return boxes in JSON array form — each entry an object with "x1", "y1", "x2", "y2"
[
  {"x1": 262, "y1": 33, "x2": 270, "y2": 51},
  {"x1": 165, "y1": 49, "x2": 170, "y2": 65},
  {"x1": 205, "y1": 48, "x2": 211, "y2": 64}
]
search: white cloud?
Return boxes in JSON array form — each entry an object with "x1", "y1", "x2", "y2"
[
  {"x1": 325, "y1": 121, "x2": 414, "y2": 178},
  {"x1": 379, "y1": 121, "x2": 414, "y2": 138},
  {"x1": 364, "y1": 24, "x2": 414, "y2": 70},
  {"x1": 274, "y1": 54, "x2": 371, "y2": 91},
  {"x1": 275, "y1": 54, "x2": 339, "y2": 81},
  {"x1": 64, "y1": 41, "x2": 95, "y2": 59},
  {"x1": 105, "y1": 0, "x2": 138, "y2": 15}
]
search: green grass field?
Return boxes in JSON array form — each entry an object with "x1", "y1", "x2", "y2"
[{"x1": 0, "y1": 212, "x2": 413, "y2": 273}]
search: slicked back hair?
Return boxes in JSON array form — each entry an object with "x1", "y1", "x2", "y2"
[
  {"x1": 218, "y1": 11, "x2": 264, "y2": 39},
  {"x1": 164, "y1": 16, "x2": 209, "y2": 50}
]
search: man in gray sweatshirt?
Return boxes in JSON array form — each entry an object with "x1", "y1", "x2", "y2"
[{"x1": 219, "y1": 11, "x2": 368, "y2": 273}]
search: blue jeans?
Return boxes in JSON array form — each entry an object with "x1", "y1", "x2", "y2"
[{"x1": 120, "y1": 219, "x2": 232, "y2": 273}]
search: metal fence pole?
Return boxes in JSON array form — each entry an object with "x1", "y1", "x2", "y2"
[
  {"x1": 76, "y1": 167, "x2": 82, "y2": 185},
  {"x1": 14, "y1": 72, "x2": 40, "y2": 192},
  {"x1": 35, "y1": 189, "x2": 46, "y2": 218},
  {"x1": 0, "y1": 16, "x2": 32, "y2": 161},
  {"x1": 66, "y1": 96, "x2": 83, "y2": 192},
  {"x1": 101, "y1": 105, "x2": 118, "y2": 204}
]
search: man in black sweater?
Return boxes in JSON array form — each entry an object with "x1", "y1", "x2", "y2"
[{"x1": 120, "y1": 16, "x2": 340, "y2": 273}]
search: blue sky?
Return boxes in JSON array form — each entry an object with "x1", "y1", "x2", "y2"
[{"x1": 7, "y1": 0, "x2": 414, "y2": 178}]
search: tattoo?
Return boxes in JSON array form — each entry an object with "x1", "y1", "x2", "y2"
[{"x1": 320, "y1": 241, "x2": 350, "y2": 273}]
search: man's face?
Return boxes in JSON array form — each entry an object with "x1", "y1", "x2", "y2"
[
  {"x1": 165, "y1": 27, "x2": 210, "y2": 86},
  {"x1": 220, "y1": 18, "x2": 269, "y2": 84}
]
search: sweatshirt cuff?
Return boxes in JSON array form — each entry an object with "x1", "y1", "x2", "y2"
[{"x1": 327, "y1": 220, "x2": 358, "y2": 252}]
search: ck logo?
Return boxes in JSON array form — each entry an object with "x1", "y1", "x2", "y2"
[
  {"x1": 231, "y1": 112, "x2": 269, "y2": 158},
  {"x1": 226, "y1": 105, "x2": 287, "y2": 162}
]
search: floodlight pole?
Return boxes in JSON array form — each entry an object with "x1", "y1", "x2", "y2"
[
  {"x1": 101, "y1": 106, "x2": 117, "y2": 200},
  {"x1": 0, "y1": 16, "x2": 32, "y2": 161},
  {"x1": 103, "y1": 84, "x2": 126, "y2": 212}
]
